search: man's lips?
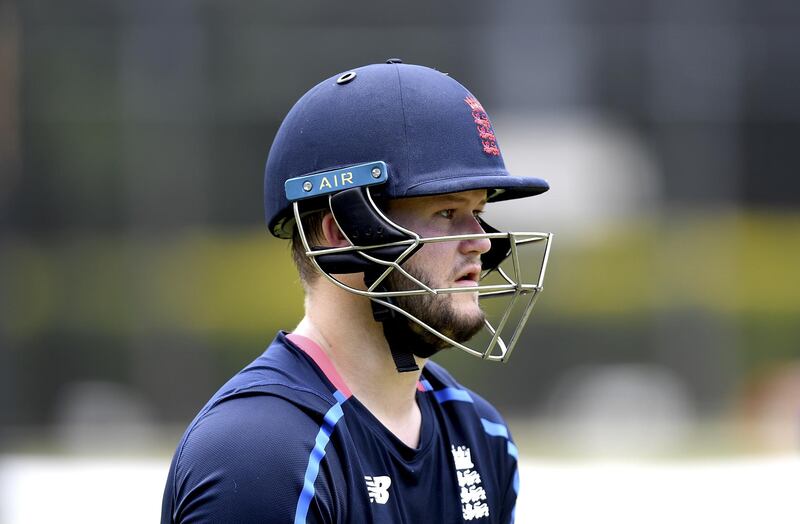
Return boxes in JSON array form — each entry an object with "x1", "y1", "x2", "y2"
[{"x1": 453, "y1": 264, "x2": 482, "y2": 286}]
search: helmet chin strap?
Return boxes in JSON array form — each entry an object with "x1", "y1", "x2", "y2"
[{"x1": 365, "y1": 269, "x2": 441, "y2": 373}]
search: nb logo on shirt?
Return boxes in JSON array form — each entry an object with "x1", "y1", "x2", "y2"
[{"x1": 364, "y1": 475, "x2": 392, "y2": 504}]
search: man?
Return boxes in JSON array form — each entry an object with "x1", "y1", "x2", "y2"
[{"x1": 162, "y1": 60, "x2": 552, "y2": 523}]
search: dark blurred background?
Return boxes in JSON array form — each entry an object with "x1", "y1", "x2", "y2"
[{"x1": 1, "y1": 0, "x2": 799, "y2": 458}]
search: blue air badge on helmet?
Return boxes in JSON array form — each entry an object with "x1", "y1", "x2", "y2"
[{"x1": 285, "y1": 161, "x2": 388, "y2": 202}]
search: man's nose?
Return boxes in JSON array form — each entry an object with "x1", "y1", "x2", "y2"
[{"x1": 459, "y1": 217, "x2": 492, "y2": 255}]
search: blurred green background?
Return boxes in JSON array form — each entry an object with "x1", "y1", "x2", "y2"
[{"x1": 1, "y1": 0, "x2": 799, "y2": 459}]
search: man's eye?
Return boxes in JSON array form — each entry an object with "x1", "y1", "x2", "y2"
[{"x1": 437, "y1": 209, "x2": 455, "y2": 219}]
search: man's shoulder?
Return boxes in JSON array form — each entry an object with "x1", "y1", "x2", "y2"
[
  {"x1": 173, "y1": 333, "x2": 341, "y2": 473},
  {"x1": 165, "y1": 394, "x2": 345, "y2": 524},
  {"x1": 178, "y1": 394, "x2": 311, "y2": 458},
  {"x1": 202, "y1": 332, "x2": 337, "y2": 415},
  {"x1": 164, "y1": 336, "x2": 347, "y2": 523}
]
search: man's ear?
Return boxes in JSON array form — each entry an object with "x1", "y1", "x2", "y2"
[{"x1": 320, "y1": 212, "x2": 349, "y2": 247}]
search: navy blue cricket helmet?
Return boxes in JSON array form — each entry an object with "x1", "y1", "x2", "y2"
[{"x1": 264, "y1": 60, "x2": 549, "y2": 239}]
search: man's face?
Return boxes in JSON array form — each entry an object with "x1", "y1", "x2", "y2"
[{"x1": 384, "y1": 190, "x2": 492, "y2": 348}]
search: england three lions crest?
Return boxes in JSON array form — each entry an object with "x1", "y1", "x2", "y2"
[{"x1": 451, "y1": 445, "x2": 489, "y2": 521}]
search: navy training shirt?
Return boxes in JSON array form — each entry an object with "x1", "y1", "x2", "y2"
[{"x1": 161, "y1": 332, "x2": 519, "y2": 523}]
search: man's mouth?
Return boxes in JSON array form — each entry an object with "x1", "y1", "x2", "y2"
[{"x1": 453, "y1": 264, "x2": 482, "y2": 286}]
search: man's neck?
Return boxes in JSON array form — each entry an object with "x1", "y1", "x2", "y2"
[{"x1": 293, "y1": 283, "x2": 425, "y2": 448}]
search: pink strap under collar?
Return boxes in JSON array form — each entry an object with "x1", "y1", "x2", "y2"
[
  {"x1": 286, "y1": 333, "x2": 426, "y2": 395},
  {"x1": 286, "y1": 333, "x2": 353, "y2": 399}
]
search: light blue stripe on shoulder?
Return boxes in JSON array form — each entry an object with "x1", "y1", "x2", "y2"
[
  {"x1": 294, "y1": 396, "x2": 345, "y2": 524},
  {"x1": 512, "y1": 466, "x2": 519, "y2": 492},
  {"x1": 432, "y1": 387, "x2": 474, "y2": 404},
  {"x1": 480, "y1": 416, "x2": 520, "y2": 521},
  {"x1": 481, "y1": 418, "x2": 509, "y2": 439},
  {"x1": 507, "y1": 440, "x2": 518, "y2": 460}
]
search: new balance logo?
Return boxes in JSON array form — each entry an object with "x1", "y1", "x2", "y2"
[{"x1": 364, "y1": 475, "x2": 392, "y2": 504}]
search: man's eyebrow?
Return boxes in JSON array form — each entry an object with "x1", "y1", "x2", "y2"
[{"x1": 434, "y1": 194, "x2": 488, "y2": 206}]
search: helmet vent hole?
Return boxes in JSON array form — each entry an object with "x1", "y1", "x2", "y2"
[{"x1": 336, "y1": 72, "x2": 357, "y2": 85}]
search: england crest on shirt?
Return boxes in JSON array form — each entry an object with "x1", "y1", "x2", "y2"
[{"x1": 451, "y1": 445, "x2": 489, "y2": 520}]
